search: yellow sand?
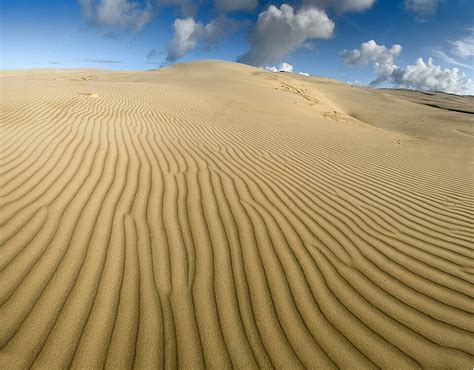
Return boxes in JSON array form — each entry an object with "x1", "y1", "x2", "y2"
[{"x1": 1, "y1": 60, "x2": 473, "y2": 369}]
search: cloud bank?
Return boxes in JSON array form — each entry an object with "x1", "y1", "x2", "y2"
[
  {"x1": 238, "y1": 4, "x2": 334, "y2": 66},
  {"x1": 263, "y1": 63, "x2": 311, "y2": 75},
  {"x1": 264, "y1": 62, "x2": 294, "y2": 72},
  {"x1": 392, "y1": 57, "x2": 472, "y2": 94},
  {"x1": 342, "y1": 40, "x2": 473, "y2": 94}
]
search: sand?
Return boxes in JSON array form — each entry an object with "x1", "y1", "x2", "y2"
[{"x1": 0, "y1": 60, "x2": 473, "y2": 369}]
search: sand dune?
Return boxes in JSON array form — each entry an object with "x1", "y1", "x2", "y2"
[{"x1": 1, "y1": 60, "x2": 473, "y2": 369}]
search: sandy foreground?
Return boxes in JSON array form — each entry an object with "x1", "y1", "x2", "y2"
[{"x1": 0, "y1": 60, "x2": 473, "y2": 369}]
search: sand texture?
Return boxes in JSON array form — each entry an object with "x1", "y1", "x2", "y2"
[{"x1": 1, "y1": 60, "x2": 473, "y2": 369}]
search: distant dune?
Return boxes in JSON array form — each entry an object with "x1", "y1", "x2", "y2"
[{"x1": 1, "y1": 60, "x2": 473, "y2": 369}]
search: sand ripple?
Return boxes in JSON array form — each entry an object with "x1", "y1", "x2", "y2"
[{"x1": 1, "y1": 61, "x2": 473, "y2": 369}]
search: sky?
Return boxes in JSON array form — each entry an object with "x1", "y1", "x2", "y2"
[{"x1": 1, "y1": 0, "x2": 473, "y2": 94}]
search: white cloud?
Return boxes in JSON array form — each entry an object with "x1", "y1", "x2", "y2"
[
  {"x1": 278, "y1": 62, "x2": 294, "y2": 72},
  {"x1": 404, "y1": 0, "x2": 438, "y2": 20},
  {"x1": 391, "y1": 57, "x2": 473, "y2": 94},
  {"x1": 166, "y1": 17, "x2": 231, "y2": 62},
  {"x1": 167, "y1": 18, "x2": 198, "y2": 61},
  {"x1": 264, "y1": 66, "x2": 279, "y2": 72},
  {"x1": 449, "y1": 28, "x2": 474, "y2": 59},
  {"x1": 341, "y1": 39, "x2": 402, "y2": 84},
  {"x1": 238, "y1": 4, "x2": 334, "y2": 66},
  {"x1": 432, "y1": 50, "x2": 473, "y2": 70},
  {"x1": 347, "y1": 79, "x2": 364, "y2": 85},
  {"x1": 303, "y1": 0, "x2": 375, "y2": 13},
  {"x1": 264, "y1": 62, "x2": 294, "y2": 72},
  {"x1": 263, "y1": 63, "x2": 312, "y2": 75},
  {"x1": 215, "y1": 0, "x2": 257, "y2": 12},
  {"x1": 341, "y1": 40, "x2": 473, "y2": 94},
  {"x1": 429, "y1": 29, "x2": 474, "y2": 70},
  {"x1": 79, "y1": 0, "x2": 153, "y2": 31}
]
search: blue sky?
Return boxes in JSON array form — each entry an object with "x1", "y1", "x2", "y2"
[{"x1": 1, "y1": 0, "x2": 473, "y2": 93}]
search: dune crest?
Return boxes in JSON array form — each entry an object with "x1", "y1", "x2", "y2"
[{"x1": 1, "y1": 60, "x2": 473, "y2": 369}]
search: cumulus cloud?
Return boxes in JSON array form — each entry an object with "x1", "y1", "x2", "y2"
[
  {"x1": 303, "y1": 0, "x2": 375, "y2": 13},
  {"x1": 391, "y1": 57, "x2": 472, "y2": 94},
  {"x1": 404, "y1": 0, "x2": 438, "y2": 20},
  {"x1": 215, "y1": 0, "x2": 257, "y2": 12},
  {"x1": 277, "y1": 62, "x2": 294, "y2": 72},
  {"x1": 79, "y1": 0, "x2": 153, "y2": 31},
  {"x1": 341, "y1": 39, "x2": 402, "y2": 84},
  {"x1": 238, "y1": 4, "x2": 334, "y2": 66},
  {"x1": 263, "y1": 63, "x2": 312, "y2": 75},
  {"x1": 341, "y1": 39, "x2": 473, "y2": 94},
  {"x1": 166, "y1": 18, "x2": 203, "y2": 61},
  {"x1": 166, "y1": 16, "x2": 232, "y2": 62},
  {"x1": 264, "y1": 66, "x2": 278, "y2": 72},
  {"x1": 264, "y1": 62, "x2": 294, "y2": 72}
]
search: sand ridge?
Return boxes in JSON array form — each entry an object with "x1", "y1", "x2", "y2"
[{"x1": 0, "y1": 60, "x2": 473, "y2": 369}]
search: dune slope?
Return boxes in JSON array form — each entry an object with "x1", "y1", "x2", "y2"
[{"x1": 1, "y1": 60, "x2": 473, "y2": 369}]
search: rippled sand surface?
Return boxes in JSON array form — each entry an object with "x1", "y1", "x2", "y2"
[{"x1": 1, "y1": 60, "x2": 473, "y2": 369}]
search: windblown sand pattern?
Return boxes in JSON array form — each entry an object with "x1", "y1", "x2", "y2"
[{"x1": 1, "y1": 60, "x2": 473, "y2": 369}]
